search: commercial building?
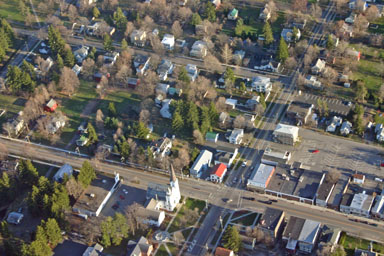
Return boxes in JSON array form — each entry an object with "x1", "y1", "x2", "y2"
[
  {"x1": 286, "y1": 101, "x2": 313, "y2": 126},
  {"x1": 72, "y1": 173, "x2": 120, "y2": 217},
  {"x1": 340, "y1": 191, "x2": 374, "y2": 217},
  {"x1": 371, "y1": 195, "x2": 384, "y2": 219},
  {"x1": 262, "y1": 147, "x2": 291, "y2": 165},
  {"x1": 315, "y1": 173, "x2": 337, "y2": 207},
  {"x1": 190, "y1": 150, "x2": 213, "y2": 178},
  {"x1": 258, "y1": 208, "x2": 285, "y2": 239},
  {"x1": 247, "y1": 164, "x2": 275, "y2": 192},
  {"x1": 272, "y1": 123, "x2": 299, "y2": 145}
]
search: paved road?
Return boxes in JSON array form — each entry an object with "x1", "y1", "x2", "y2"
[{"x1": 1, "y1": 136, "x2": 383, "y2": 244}]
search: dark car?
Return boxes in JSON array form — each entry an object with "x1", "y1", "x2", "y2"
[
  {"x1": 242, "y1": 196, "x2": 255, "y2": 201},
  {"x1": 112, "y1": 204, "x2": 119, "y2": 210},
  {"x1": 270, "y1": 199, "x2": 278, "y2": 203},
  {"x1": 259, "y1": 200, "x2": 272, "y2": 204}
]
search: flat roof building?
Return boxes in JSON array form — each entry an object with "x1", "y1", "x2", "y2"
[
  {"x1": 73, "y1": 173, "x2": 120, "y2": 217},
  {"x1": 273, "y1": 123, "x2": 299, "y2": 145},
  {"x1": 258, "y1": 208, "x2": 285, "y2": 239},
  {"x1": 262, "y1": 147, "x2": 291, "y2": 165},
  {"x1": 247, "y1": 164, "x2": 275, "y2": 192}
]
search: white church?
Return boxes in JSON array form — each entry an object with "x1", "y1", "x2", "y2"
[{"x1": 145, "y1": 164, "x2": 181, "y2": 212}]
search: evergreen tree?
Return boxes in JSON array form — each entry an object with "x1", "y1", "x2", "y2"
[
  {"x1": 178, "y1": 66, "x2": 191, "y2": 84},
  {"x1": 43, "y1": 218, "x2": 62, "y2": 247},
  {"x1": 222, "y1": 225, "x2": 241, "y2": 253},
  {"x1": 224, "y1": 67, "x2": 235, "y2": 84},
  {"x1": 260, "y1": 93, "x2": 267, "y2": 109},
  {"x1": 86, "y1": 123, "x2": 98, "y2": 146},
  {"x1": 292, "y1": 26, "x2": 299, "y2": 42},
  {"x1": 204, "y1": 2, "x2": 216, "y2": 22},
  {"x1": 355, "y1": 80, "x2": 368, "y2": 102},
  {"x1": 172, "y1": 111, "x2": 184, "y2": 132},
  {"x1": 235, "y1": 18, "x2": 244, "y2": 36},
  {"x1": 190, "y1": 13, "x2": 202, "y2": 26},
  {"x1": 78, "y1": 161, "x2": 96, "y2": 188},
  {"x1": 88, "y1": 47, "x2": 97, "y2": 60},
  {"x1": 263, "y1": 21, "x2": 273, "y2": 46},
  {"x1": 0, "y1": 172, "x2": 11, "y2": 200},
  {"x1": 108, "y1": 102, "x2": 117, "y2": 117},
  {"x1": 56, "y1": 54, "x2": 64, "y2": 70},
  {"x1": 63, "y1": 48, "x2": 75, "y2": 67},
  {"x1": 103, "y1": 34, "x2": 113, "y2": 52},
  {"x1": 21, "y1": 60, "x2": 35, "y2": 79},
  {"x1": 50, "y1": 183, "x2": 70, "y2": 223},
  {"x1": 18, "y1": 160, "x2": 39, "y2": 188},
  {"x1": 0, "y1": 220, "x2": 10, "y2": 238},
  {"x1": 0, "y1": 18, "x2": 15, "y2": 44},
  {"x1": 276, "y1": 37, "x2": 289, "y2": 63},
  {"x1": 92, "y1": 6, "x2": 100, "y2": 18},
  {"x1": 6, "y1": 65, "x2": 35, "y2": 93},
  {"x1": 326, "y1": 34, "x2": 335, "y2": 50},
  {"x1": 0, "y1": 32, "x2": 8, "y2": 62},
  {"x1": 113, "y1": 7, "x2": 128, "y2": 31},
  {"x1": 187, "y1": 101, "x2": 199, "y2": 130},
  {"x1": 26, "y1": 225, "x2": 52, "y2": 256},
  {"x1": 121, "y1": 38, "x2": 128, "y2": 51},
  {"x1": 120, "y1": 141, "x2": 130, "y2": 159},
  {"x1": 208, "y1": 101, "x2": 218, "y2": 125},
  {"x1": 135, "y1": 122, "x2": 149, "y2": 139},
  {"x1": 239, "y1": 82, "x2": 247, "y2": 93},
  {"x1": 100, "y1": 213, "x2": 129, "y2": 247},
  {"x1": 48, "y1": 26, "x2": 65, "y2": 56},
  {"x1": 200, "y1": 107, "x2": 211, "y2": 135}
]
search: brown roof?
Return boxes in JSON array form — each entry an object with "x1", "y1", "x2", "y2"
[
  {"x1": 353, "y1": 174, "x2": 364, "y2": 180},
  {"x1": 215, "y1": 247, "x2": 233, "y2": 256}
]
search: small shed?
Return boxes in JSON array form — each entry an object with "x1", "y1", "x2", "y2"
[
  {"x1": 44, "y1": 99, "x2": 58, "y2": 112},
  {"x1": 206, "y1": 132, "x2": 219, "y2": 143}
]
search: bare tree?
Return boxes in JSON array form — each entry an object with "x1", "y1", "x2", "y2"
[
  {"x1": 233, "y1": 115, "x2": 246, "y2": 129},
  {"x1": 326, "y1": 170, "x2": 341, "y2": 183},
  {"x1": 59, "y1": 67, "x2": 80, "y2": 96},
  {"x1": 67, "y1": 4, "x2": 79, "y2": 22},
  {"x1": 124, "y1": 22, "x2": 135, "y2": 38},
  {"x1": 0, "y1": 143, "x2": 8, "y2": 161},
  {"x1": 268, "y1": 0, "x2": 278, "y2": 22},
  {"x1": 310, "y1": 4, "x2": 322, "y2": 21},
  {"x1": 115, "y1": 65, "x2": 133, "y2": 85},
  {"x1": 203, "y1": 54, "x2": 221, "y2": 73},
  {"x1": 171, "y1": 21, "x2": 183, "y2": 39},
  {"x1": 292, "y1": 0, "x2": 307, "y2": 13},
  {"x1": 149, "y1": 34, "x2": 165, "y2": 56},
  {"x1": 173, "y1": 147, "x2": 190, "y2": 172},
  {"x1": 177, "y1": 7, "x2": 192, "y2": 24},
  {"x1": 335, "y1": 0, "x2": 349, "y2": 15},
  {"x1": 215, "y1": 96, "x2": 227, "y2": 112},
  {"x1": 354, "y1": 14, "x2": 369, "y2": 35},
  {"x1": 221, "y1": 44, "x2": 233, "y2": 64},
  {"x1": 65, "y1": 177, "x2": 83, "y2": 200},
  {"x1": 137, "y1": 70, "x2": 158, "y2": 96},
  {"x1": 139, "y1": 109, "x2": 150, "y2": 124},
  {"x1": 101, "y1": 0, "x2": 118, "y2": 11},
  {"x1": 285, "y1": 57, "x2": 298, "y2": 70},
  {"x1": 193, "y1": 129, "x2": 204, "y2": 145},
  {"x1": 365, "y1": 5, "x2": 380, "y2": 22},
  {"x1": 2, "y1": 122, "x2": 13, "y2": 137},
  {"x1": 96, "y1": 109, "x2": 104, "y2": 131},
  {"x1": 82, "y1": 58, "x2": 96, "y2": 79},
  {"x1": 141, "y1": 15, "x2": 155, "y2": 31}
]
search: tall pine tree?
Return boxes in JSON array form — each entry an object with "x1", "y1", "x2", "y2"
[{"x1": 276, "y1": 37, "x2": 289, "y2": 63}]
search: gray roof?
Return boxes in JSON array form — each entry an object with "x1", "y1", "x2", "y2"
[
  {"x1": 247, "y1": 164, "x2": 275, "y2": 189},
  {"x1": 137, "y1": 207, "x2": 162, "y2": 221},
  {"x1": 146, "y1": 183, "x2": 168, "y2": 201},
  {"x1": 316, "y1": 178, "x2": 335, "y2": 201},
  {"x1": 293, "y1": 171, "x2": 324, "y2": 200},
  {"x1": 7, "y1": 212, "x2": 23, "y2": 224},
  {"x1": 298, "y1": 219, "x2": 321, "y2": 244},
  {"x1": 127, "y1": 236, "x2": 152, "y2": 256},
  {"x1": 259, "y1": 208, "x2": 284, "y2": 231},
  {"x1": 283, "y1": 216, "x2": 306, "y2": 240}
]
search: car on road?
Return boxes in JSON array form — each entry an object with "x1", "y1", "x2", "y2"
[
  {"x1": 233, "y1": 177, "x2": 238, "y2": 183},
  {"x1": 242, "y1": 196, "x2": 255, "y2": 201},
  {"x1": 270, "y1": 199, "x2": 278, "y2": 203},
  {"x1": 369, "y1": 223, "x2": 378, "y2": 227},
  {"x1": 223, "y1": 198, "x2": 233, "y2": 203},
  {"x1": 259, "y1": 200, "x2": 272, "y2": 204},
  {"x1": 242, "y1": 161, "x2": 248, "y2": 167},
  {"x1": 312, "y1": 149, "x2": 320, "y2": 153},
  {"x1": 112, "y1": 204, "x2": 119, "y2": 210},
  {"x1": 380, "y1": 162, "x2": 384, "y2": 167},
  {"x1": 119, "y1": 195, "x2": 125, "y2": 200}
]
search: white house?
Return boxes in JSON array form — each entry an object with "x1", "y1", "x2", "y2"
[
  {"x1": 150, "y1": 137, "x2": 172, "y2": 158},
  {"x1": 349, "y1": 0, "x2": 368, "y2": 10},
  {"x1": 190, "y1": 41, "x2": 208, "y2": 58},
  {"x1": 130, "y1": 30, "x2": 147, "y2": 47},
  {"x1": 210, "y1": 163, "x2": 227, "y2": 183},
  {"x1": 272, "y1": 123, "x2": 299, "y2": 145},
  {"x1": 305, "y1": 75, "x2": 322, "y2": 89},
  {"x1": 72, "y1": 64, "x2": 82, "y2": 76},
  {"x1": 190, "y1": 150, "x2": 213, "y2": 178},
  {"x1": 259, "y1": 3, "x2": 271, "y2": 21},
  {"x1": 161, "y1": 34, "x2": 175, "y2": 50},
  {"x1": 225, "y1": 98, "x2": 238, "y2": 109},
  {"x1": 186, "y1": 64, "x2": 198, "y2": 82},
  {"x1": 251, "y1": 76, "x2": 272, "y2": 92},
  {"x1": 311, "y1": 59, "x2": 326, "y2": 75},
  {"x1": 137, "y1": 207, "x2": 165, "y2": 227},
  {"x1": 281, "y1": 28, "x2": 301, "y2": 42},
  {"x1": 229, "y1": 128, "x2": 244, "y2": 144},
  {"x1": 157, "y1": 59, "x2": 174, "y2": 81},
  {"x1": 340, "y1": 121, "x2": 352, "y2": 135},
  {"x1": 74, "y1": 45, "x2": 89, "y2": 64},
  {"x1": 326, "y1": 116, "x2": 343, "y2": 133},
  {"x1": 47, "y1": 115, "x2": 66, "y2": 134},
  {"x1": 340, "y1": 191, "x2": 374, "y2": 217},
  {"x1": 160, "y1": 99, "x2": 172, "y2": 119}
]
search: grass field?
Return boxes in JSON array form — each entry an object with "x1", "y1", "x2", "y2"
[
  {"x1": 370, "y1": 16, "x2": 384, "y2": 34},
  {"x1": 339, "y1": 233, "x2": 384, "y2": 256},
  {"x1": 0, "y1": 0, "x2": 25, "y2": 22},
  {"x1": 168, "y1": 198, "x2": 206, "y2": 233},
  {"x1": 0, "y1": 94, "x2": 26, "y2": 127}
]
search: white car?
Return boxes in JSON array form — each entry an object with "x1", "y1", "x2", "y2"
[
  {"x1": 241, "y1": 161, "x2": 247, "y2": 167},
  {"x1": 39, "y1": 48, "x2": 48, "y2": 54}
]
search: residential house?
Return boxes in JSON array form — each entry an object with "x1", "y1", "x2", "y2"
[
  {"x1": 291, "y1": 19, "x2": 307, "y2": 29},
  {"x1": 219, "y1": 112, "x2": 229, "y2": 125},
  {"x1": 340, "y1": 191, "x2": 374, "y2": 217},
  {"x1": 74, "y1": 45, "x2": 89, "y2": 64},
  {"x1": 134, "y1": 54, "x2": 151, "y2": 75},
  {"x1": 53, "y1": 164, "x2": 73, "y2": 182},
  {"x1": 340, "y1": 121, "x2": 352, "y2": 135},
  {"x1": 233, "y1": 50, "x2": 245, "y2": 65},
  {"x1": 305, "y1": 75, "x2": 322, "y2": 89},
  {"x1": 190, "y1": 150, "x2": 213, "y2": 178},
  {"x1": 214, "y1": 146, "x2": 238, "y2": 168},
  {"x1": 229, "y1": 128, "x2": 244, "y2": 144},
  {"x1": 375, "y1": 123, "x2": 384, "y2": 141},
  {"x1": 73, "y1": 173, "x2": 120, "y2": 217},
  {"x1": 34, "y1": 57, "x2": 54, "y2": 80},
  {"x1": 211, "y1": 0, "x2": 221, "y2": 9},
  {"x1": 179, "y1": 0, "x2": 187, "y2": 6},
  {"x1": 86, "y1": 22, "x2": 115, "y2": 37},
  {"x1": 340, "y1": 22, "x2": 354, "y2": 37},
  {"x1": 160, "y1": 99, "x2": 172, "y2": 119},
  {"x1": 286, "y1": 101, "x2": 313, "y2": 126},
  {"x1": 127, "y1": 78, "x2": 140, "y2": 89},
  {"x1": 247, "y1": 164, "x2": 276, "y2": 192},
  {"x1": 326, "y1": 116, "x2": 343, "y2": 133},
  {"x1": 103, "y1": 52, "x2": 119, "y2": 67},
  {"x1": 272, "y1": 123, "x2": 299, "y2": 145},
  {"x1": 259, "y1": 3, "x2": 271, "y2": 21},
  {"x1": 168, "y1": 87, "x2": 182, "y2": 97},
  {"x1": 345, "y1": 13, "x2": 357, "y2": 24},
  {"x1": 254, "y1": 57, "x2": 281, "y2": 73},
  {"x1": 47, "y1": 115, "x2": 66, "y2": 134},
  {"x1": 156, "y1": 83, "x2": 170, "y2": 96},
  {"x1": 225, "y1": 98, "x2": 237, "y2": 109},
  {"x1": 72, "y1": 64, "x2": 82, "y2": 76},
  {"x1": 283, "y1": 217, "x2": 321, "y2": 254},
  {"x1": 127, "y1": 236, "x2": 153, "y2": 256},
  {"x1": 175, "y1": 39, "x2": 186, "y2": 49},
  {"x1": 7, "y1": 212, "x2": 24, "y2": 225},
  {"x1": 130, "y1": 30, "x2": 147, "y2": 47},
  {"x1": 146, "y1": 166, "x2": 181, "y2": 212},
  {"x1": 349, "y1": 0, "x2": 368, "y2": 11},
  {"x1": 215, "y1": 247, "x2": 234, "y2": 256},
  {"x1": 157, "y1": 59, "x2": 174, "y2": 81},
  {"x1": 137, "y1": 207, "x2": 165, "y2": 227},
  {"x1": 186, "y1": 64, "x2": 198, "y2": 82},
  {"x1": 281, "y1": 28, "x2": 301, "y2": 43},
  {"x1": 311, "y1": 59, "x2": 326, "y2": 75},
  {"x1": 210, "y1": 163, "x2": 228, "y2": 183},
  {"x1": 190, "y1": 41, "x2": 208, "y2": 59},
  {"x1": 246, "y1": 95, "x2": 261, "y2": 111},
  {"x1": 258, "y1": 208, "x2": 285, "y2": 240},
  {"x1": 44, "y1": 99, "x2": 58, "y2": 112},
  {"x1": 371, "y1": 195, "x2": 384, "y2": 219},
  {"x1": 251, "y1": 76, "x2": 272, "y2": 93},
  {"x1": 352, "y1": 173, "x2": 365, "y2": 184},
  {"x1": 206, "y1": 132, "x2": 219, "y2": 142},
  {"x1": 82, "y1": 243, "x2": 103, "y2": 256},
  {"x1": 227, "y1": 8, "x2": 238, "y2": 20},
  {"x1": 161, "y1": 34, "x2": 175, "y2": 50},
  {"x1": 354, "y1": 249, "x2": 378, "y2": 256},
  {"x1": 150, "y1": 137, "x2": 172, "y2": 158},
  {"x1": 71, "y1": 23, "x2": 85, "y2": 35}
]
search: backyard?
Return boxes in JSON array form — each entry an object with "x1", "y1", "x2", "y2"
[{"x1": 339, "y1": 233, "x2": 384, "y2": 256}]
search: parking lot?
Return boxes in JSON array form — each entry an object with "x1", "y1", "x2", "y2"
[
  {"x1": 296, "y1": 92, "x2": 352, "y2": 116},
  {"x1": 290, "y1": 129, "x2": 384, "y2": 178},
  {"x1": 101, "y1": 183, "x2": 147, "y2": 217}
]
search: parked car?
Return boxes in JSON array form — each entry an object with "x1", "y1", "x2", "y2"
[
  {"x1": 242, "y1": 161, "x2": 248, "y2": 167},
  {"x1": 242, "y1": 196, "x2": 255, "y2": 201}
]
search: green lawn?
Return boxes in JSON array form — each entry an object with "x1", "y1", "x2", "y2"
[
  {"x1": 167, "y1": 243, "x2": 178, "y2": 255},
  {"x1": 58, "y1": 80, "x2": 98, "y2": 145},
  {"x1": 231, "y1": 212, "x2": 259, "y2": 226},
  {"x1": 339, "y1": 233, "x2": 384, "y2": 256},
  {"x1": 0, "y1": 0, "x2": 25, "y2": 22},
  {"x1": 370, "y1": 16, "x2": 384, "y2": 34},
  {"x1": 156, "y1": 244, "x2": 169, "y2": 256},
  {"x1": 0, "y1": 94, "x2": 26, "y2": 127},
  {"x1": 168, "y1": 198, "x2": 206, "y2": 233}
]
